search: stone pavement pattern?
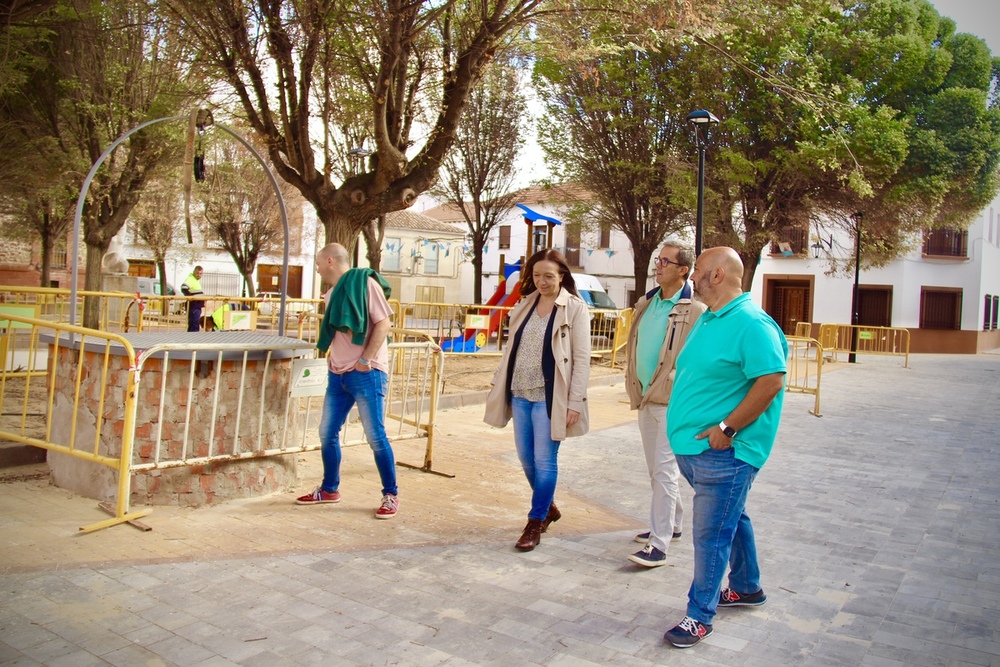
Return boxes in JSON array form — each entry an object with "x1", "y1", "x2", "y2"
[{"x1": 1, "y1": 354, "x2": 999, "y2": 666}]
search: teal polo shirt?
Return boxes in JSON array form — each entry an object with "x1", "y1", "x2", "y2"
[
  {"x1": 666, "y1": 293, "x2": 788, "y2": 469},
  {"x1": 636, "y1": 285, "x2": 683, "y2": 392}
]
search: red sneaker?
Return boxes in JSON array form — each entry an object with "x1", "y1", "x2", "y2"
[
  {"x1": 295, "y1": 487, "x2": 341, "y2": 505},
  {"x1": 375, "y1": 494, "x2": 398, "y2": 519}
]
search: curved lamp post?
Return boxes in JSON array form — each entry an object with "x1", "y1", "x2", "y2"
[
  {"x1": 686, "y1": 109, "x2": 720, "y2": 256},
  {"x1": 849, "y1": 211, "x2": 864, "y2": 364},
  {"x1": 70, "y1": 114, "x2": 291, "y2": 335}
]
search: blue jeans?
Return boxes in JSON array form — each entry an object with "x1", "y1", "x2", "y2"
[
  {"x1": 676, "y1": 447, "x2": 760, "y2": 625},
  {"x1": 511, "y1": 397, "x2": 560, "y2": 521},
  {"x1": 319, "y1": 369, "x2": 397, "y2": 496},
  {"x1": 188, "y1": 304, "x2": 203, "y2": 332}
]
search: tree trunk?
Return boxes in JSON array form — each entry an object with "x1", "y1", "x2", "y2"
[
  {"x1": 320, "y1": 209, "x2": 362, "y2": 257},
  {"x1": 472, "y1": 237, "x2": 485, "y2": 304},
  {"x1": 82, "y1": 243, "x2": 107, "y2": 330},
  {"x1": 241, "y1": 269, "x2": 256, "y2": 298},
  {"x1": 739, "y1": 244, "x2": 765, "y2": 293},
  {"x1": 631, "y1": 253, "x2": 651, "y2": 308},
  {"x1": 361, "y1": 217, "x2": 383, "y2": 271},
  {"x1": 156, "y1": 259, "x2": 168, "y2": 297},
  {"x1": 39, "y1": 233, "x2": 52, "y2": 288}
]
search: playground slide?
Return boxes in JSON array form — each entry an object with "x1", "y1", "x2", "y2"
[{"x1": 441, "y1": 279, "x2": 522, "y2": 353}]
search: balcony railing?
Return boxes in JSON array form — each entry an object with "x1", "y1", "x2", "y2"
[
  {"x1": 922, "y1": 229, "x2": 967, "y2": 257},
  {"x1": 769, "y1": 227, "x2": 808, "y2": 256}
]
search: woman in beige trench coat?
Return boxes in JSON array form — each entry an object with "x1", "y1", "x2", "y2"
[{"x1": 484, "y1": 249, "x2": 591, "y2": 552}]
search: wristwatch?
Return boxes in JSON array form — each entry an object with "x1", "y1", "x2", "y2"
[{"x1": 719, "y1": 421, "x2": 738, "y2": 438}]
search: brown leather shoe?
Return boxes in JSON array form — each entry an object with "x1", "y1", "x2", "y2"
[
  {"x1": 541, "y1": 502, "x2": 561, "y2": 533},
  {"x1": 515, "y1": 519, "x2": 543, "y2": 551}
]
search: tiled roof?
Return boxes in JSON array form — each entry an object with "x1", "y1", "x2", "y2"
[{"x1": 385, "y1": 209, "x2": 466, "y2": 235}]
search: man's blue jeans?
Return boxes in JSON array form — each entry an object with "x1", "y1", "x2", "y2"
[
  {"x1": 676, "y1": 447, "x2": 760, "y2": 625},
  {"x1": 511, "y1": 397, "x2": 560, "y2": 521},
  {"x1": 319, "y1": 369, "x2": 398, "y2": 497}
]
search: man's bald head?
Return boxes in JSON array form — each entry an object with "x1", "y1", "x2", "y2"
[
  {"x1": 692, "y1": 246, "x2": 746, "y2": 310},
  {"x1": 318, "y1": 243, "x2": 350, "y2": 266}
]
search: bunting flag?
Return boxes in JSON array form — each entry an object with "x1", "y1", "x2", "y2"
[
  {"x1": 586, "y1": 249, "x2": 594, "y2": 256},
  {"x1": 483, "y1": 246, "x2": 489, "y2": 254},
  {"x1": 565, "y1": 247, "x2": 578, "y2": 252},
  {"x1": 411, "y1": 247, "x2": 417, "y2": 257},
  {"x1": 445, "y1": 247, "x2": 450, "y2": 257},
  {"x1": 605, "y1": 250, "x2": 616, "y2": 258}
]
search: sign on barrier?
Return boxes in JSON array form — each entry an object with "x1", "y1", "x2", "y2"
[{"x1": 289, "y1": 358, "x2": 330, "y2": 397}]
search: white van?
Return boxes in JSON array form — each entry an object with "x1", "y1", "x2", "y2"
[{"x1": 571, "y1": 273, "x2": 618, "y2": 309}]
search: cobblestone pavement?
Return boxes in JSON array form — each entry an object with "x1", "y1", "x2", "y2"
[{"x1": 1, "y1": 354, "x2": 998, "y2": 666}]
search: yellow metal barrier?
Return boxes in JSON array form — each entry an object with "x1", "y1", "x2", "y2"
[
  {"x1": 0, "y1": 313, "x2": 150, "y2": 533},
  {"x1": 794, "y1": 322, "x2": 813, "y2": 338},
  {"x1": 816, "y1": 323, "x2": 910, "y2": 367},
  {"x1": 785, "y1": 335, "x2": 824, "y2": 416}
]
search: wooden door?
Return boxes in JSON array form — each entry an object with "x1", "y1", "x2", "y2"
[{"x1": 768, "y1": 280, "x2": 810, "y2": 335}]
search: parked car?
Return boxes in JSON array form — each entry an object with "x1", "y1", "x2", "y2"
[
  {"x1": 135, "y1": 277, "x2": 181, "y2": 314},
  {"x1": 572, "y1": 273, "x2": 620, "y2": 336}
]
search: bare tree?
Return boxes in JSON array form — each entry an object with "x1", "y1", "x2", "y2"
[
  {"x1": 432, "y1": 61, "x2": 527, "y2": 303},
  {"x1": 130, "y1": 182, "x2": 182, "y2": 299},
  {"x1": 165, "y1": 0, "x2": 543, "y2": 255},
  {"x1": 199, "y1": 138, "x2": 285, "y2": 298}
]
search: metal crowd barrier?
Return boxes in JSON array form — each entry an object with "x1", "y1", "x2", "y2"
[
  {"x1": 0, "y1": 313, "x2": 149, "y2": 533},
  {"x1": 785, "y1": 335, "x2": 824, "y2": 416},
  {"x1": 816, "y1": 323, "x2": 910, "y2": 367}
]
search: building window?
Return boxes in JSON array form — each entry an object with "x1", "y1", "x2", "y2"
[
  {"x1": 383, "y1": 237, "x2": 401, "y2": 272},
  {"x1": 922, "y1": 229, "x2": 968, "y2": 257},
  {"x1": 858, "y1": 286, "x2": 893, "y2": 327},
  {"x1": 498, "y1": 226, "x2": 511, "y2": 250},
  {"x1": 599, "y1": 222, "x2": 611, "y2": 249},
  {"x1": 994, "y1": 295, "x2": 999, "y2": 330},
  {"x1": 423, "y1": 242, "x2": 439, "y2": 275},
  {"x1": 52, "y1": 240, "x2": 67, "y2": 269},
  {"x1": 985, "y1": 295, "x2": 993, "y2": 331},
  {"x1": 919, "y1": 287, "x2": 962, "y2": 330},
  {"x1": 565, "y1": 224, "x2": 581, "y2": 268}
]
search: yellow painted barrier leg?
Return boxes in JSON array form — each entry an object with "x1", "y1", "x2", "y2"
[{"x1": 79, "y1": 506, "x2": 153, "y2": 534}]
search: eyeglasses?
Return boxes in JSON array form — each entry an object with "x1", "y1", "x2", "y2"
[{"x1": 654, "y1": 257, "x2": 683, "y2": 268}]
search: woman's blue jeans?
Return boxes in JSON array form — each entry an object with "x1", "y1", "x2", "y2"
[
  {"x1": 319, "y1": 369, "x2": 398, "y2": 497},
  {"x1": 676, "y1": 447, "x2": 760, "y2": 625},
  {"x1": 511, "y1": 397, "x2": 560, "y2": 521}
]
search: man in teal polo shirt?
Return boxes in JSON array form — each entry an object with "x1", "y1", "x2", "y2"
[{"x1": 663, "y1": 247, "x2": 788, "y2": 649}]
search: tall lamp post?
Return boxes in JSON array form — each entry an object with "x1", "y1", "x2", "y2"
[
  {"x1": 849, "y1": 211, "x2": 863, "y2": 364},
  {"x1": 686, "y1": 109, "x2": 720, "y2": 256}
]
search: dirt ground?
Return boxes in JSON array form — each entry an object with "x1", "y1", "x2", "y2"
[{"x1": 437, "y1": 354, "x2": 624, "y2": 395}]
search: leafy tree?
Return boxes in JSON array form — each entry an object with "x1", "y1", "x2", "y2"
[
  {"x1": 535, "y1": 35, "x2": 697, "y2": 304},
  {"x1": 699, "y1": 0, "x2": 1000, "y2": 288},
  {"x1": 0, "y1": 0, "x2": 202, "y2": 327},
  {"x1": 432, "y1": 61, "x2": 527, "y2": 303}
]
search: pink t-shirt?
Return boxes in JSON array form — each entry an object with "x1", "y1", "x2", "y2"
[{"x1": 324, "y1": 277, "x2": 392, "y2": 374}]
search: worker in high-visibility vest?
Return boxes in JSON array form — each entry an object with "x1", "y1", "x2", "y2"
[
  {"x1": 181, "y1": 266, "x2": 205, "y2": 332},
  {"x1": 202, "y1": 304, "x2": 228, "y2": 332}
]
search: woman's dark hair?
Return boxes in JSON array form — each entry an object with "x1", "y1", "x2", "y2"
[{"x1": 520, "y1": 249, "x2": 579, "y2": 297}]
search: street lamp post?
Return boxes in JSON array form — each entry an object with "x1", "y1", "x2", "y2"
[
  {"x1": 849, "y1": 211, "x2": 863, "y2": 364},
  {"x1": 686, "y1": 109, "x2": 720, "y2": 256}
]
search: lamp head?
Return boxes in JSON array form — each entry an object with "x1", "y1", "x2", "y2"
[{"x1": 686, "y1": 109, "x2": 720, "y2": 125}]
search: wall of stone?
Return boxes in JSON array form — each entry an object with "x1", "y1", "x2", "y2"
[{"x1": 48, "y1": 343, "x2": 301, "y2": 507}]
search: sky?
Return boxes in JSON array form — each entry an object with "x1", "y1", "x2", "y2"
[{"x1": 931, "y1": 0, "x2": 1000, "y2": 54}]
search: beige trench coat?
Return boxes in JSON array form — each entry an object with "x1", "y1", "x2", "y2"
[{"x1": 483, "y1": 287, "x2": 591, "y2": 440}]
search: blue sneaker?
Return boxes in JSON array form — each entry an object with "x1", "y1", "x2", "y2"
[
  {"x1": 664, "y1": 616, "x2": 713, "y2": 648},
  {"x1": 718, "y1": 588, "x2": 767, "y2": 607},
  {"x1": 628, "y1": 544, "x2": 667, "y2": 567},
  {"x1": 635, "y1": 531, "x2": 681, "y2": 543}
]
